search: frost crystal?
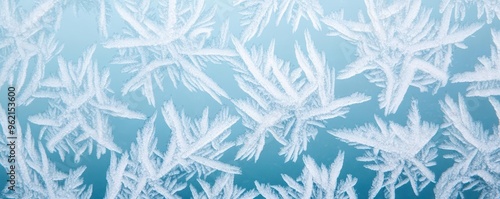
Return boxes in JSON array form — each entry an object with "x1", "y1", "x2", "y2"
[
  {"x1": 440, "y1": 0, "x2": 500, "y2": 24},
  {"x1": 231, "y1": 31, "x2": 370, "y2": 162},
  {"x1": 452, "y1": 29, "x2": 500, "y2": 97},
  {"x1": 0, "y1": 0, "x2": 64, "y2": 105},
  {"x1": 1, "y1": 124, "x2": 92, "y2": 198},
  {"x1": 104, "y1": 101, "x2": 240, "y2": 198},
  {"x1": 104, "y1": 0, "x2": 234, "y2": 105},
  {"x1": 323, "y1": 0, "x2": 482, "y2": 115},
  {"x1": 254, "y1": 152, "x2": 357, "y2": 199},
  {"x1": 1, "y1": 0, "x2": 499, "y2": 198},
  {"x1": 329, "y1": 100, "x2": 438, "y2": 198},
  {"x1": 190, "y1": 174, "x2": 259, "y2": 199},
  {"x1": 435, "y1": 95, "x2": 500, "y2": 198},
  {"x1": 28, "y1": 45, "x2": 145, "y2": 162},
  {"x1": 235, "y1": 0, "x2": 323, "y2": 42}
]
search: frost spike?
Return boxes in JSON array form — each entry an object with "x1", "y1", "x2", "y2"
[{"x1": 189, "y1": 155, "x2": 241, "y2": 174}]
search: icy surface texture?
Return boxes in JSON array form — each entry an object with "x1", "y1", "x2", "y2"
[{"x1": 0, "y1": 0, "x2": 499, "y2": 198}]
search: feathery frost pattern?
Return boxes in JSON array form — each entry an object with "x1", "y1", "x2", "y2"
[
  {"x1": 1, "y1": 0, "x2": 499, "y2": 198},
  {"x1": 330, "y1": 101, "x2": 439, "y2": 198},
  {"x1": 254, "y1": 152, "x2": 357, "y2": 199},
  {"x1": 1, "y1": 124, "x2": 92, "y2": 198},
  {"x1": 435, "y1": 95, "x2": 500, "y2": 198},
  {"x1": 452, "y1": 29, "x2": 500, "y2": 97},
  {"x1": 440, "y1": 0, "x2": 500, "y2": 24},
  {"x1": 323, "y1": 0, "x2": 482, "y2": 115},
  {"x1": 27, "y1": 45, "x2": 145, "y2": 162},
  {"x1": 104, "y1": 0, "x2": 233, "y2": 105},
  {"x1": 190, "y1": 174, "x2": 259, "y2": 199},
  {"x1": 0, "y1": 0, "x2": 63, "y2": 105},
  {"x1": 231, "y1": 31, "x2": 370, "y2": 162},
  {"x1": 235, "y1": 0, "x2": 323, "y2": 42},
  {"x1": 104, "y1": 101, "x2": 240, "y2": 198}
]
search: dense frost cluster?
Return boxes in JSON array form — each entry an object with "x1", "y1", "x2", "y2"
[
  {"x1": 1, "y1": 0, "x2": 499, "y2": 198},
  {"x1": 330, "y1": 101, "x2": 439, "y2": 198}
]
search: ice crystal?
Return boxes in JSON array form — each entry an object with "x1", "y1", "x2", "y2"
[
  {"x1": 1, "y1": 124, "x2": 92, "y2": 198},
  {"x1": 28, "y1": 45, "x2": 145, "y2": 162},
  {"x1": 231, "y1": 30, "x2": 370, "y2": 162},
  {"x1": 104, "y1": 0, "x2": 234, "y2": 105},
  {"x1": 104, "y1": 101, "x2": 240, "y2": 198},
  {"x1": 0, "y1": 0, "x2": 64, "y2": 105},
  {"x1": 254, "y1": 152, "x2": 357, "y2": 199},
  {"x1": 323, "y1": 0, "x2": 482, "y2": 115},
  {"x1": 190, "y1": 174, "x2": 259, "y2": 199},
  {"x1": 435, "y1": 95, "x2": 500, "y2": 198},
  {"x1": 440, "y1": 0, "x2": 500, "y2": 24},
  {"x1": 452, "y1": 29, "x2": 500, "y2": 97},
  {"x1": 235, "y1": 0, "x2": 324, "y2": 42},
  {"x1": 329, "y1": 100, "x2": 438, "y2": 198}
]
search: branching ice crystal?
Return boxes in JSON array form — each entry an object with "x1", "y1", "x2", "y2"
[
  {"x1": 235, "y1": 0, "x2": 324, "y2": 42},
  {"x1": 104, "y1": 0, "x2": 235, "y2": 105},
  {"x1": 435, "y1": 95, "x2": 500, "y2": 199},
  {"x1": 323, "y1": 0, "x2": 483, "y2": 115},
  {"x1": 1, "y1": 124, "x2": 92, "y2": 198},
  {"x1": 231, "y1": 30, "x2": 370, "y2": 162},
  {"x1": 28, "y1": 45, "x2": 145, "y2": 162},
  {"x1": 0, "y1": 0, "x2": 64, "y2": 105},
  {"x1": 104, "y1": 100, "x2": 240, "y2": 198},
  {"x1": 254, "y1": 152, "x2": 357, "y2": 199},
  {"x1": 452, "y1": 29, "x2": 500, "y2": 97},
  {"x1": 190, "y1": 174, "x2": 259, "y2": 199},
  {"x1": 330, "y1": 100, "x2": 439, "y2": 198},
  {"x1": 440, "y1": 0, "x2": 500, "y2": 24}
]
